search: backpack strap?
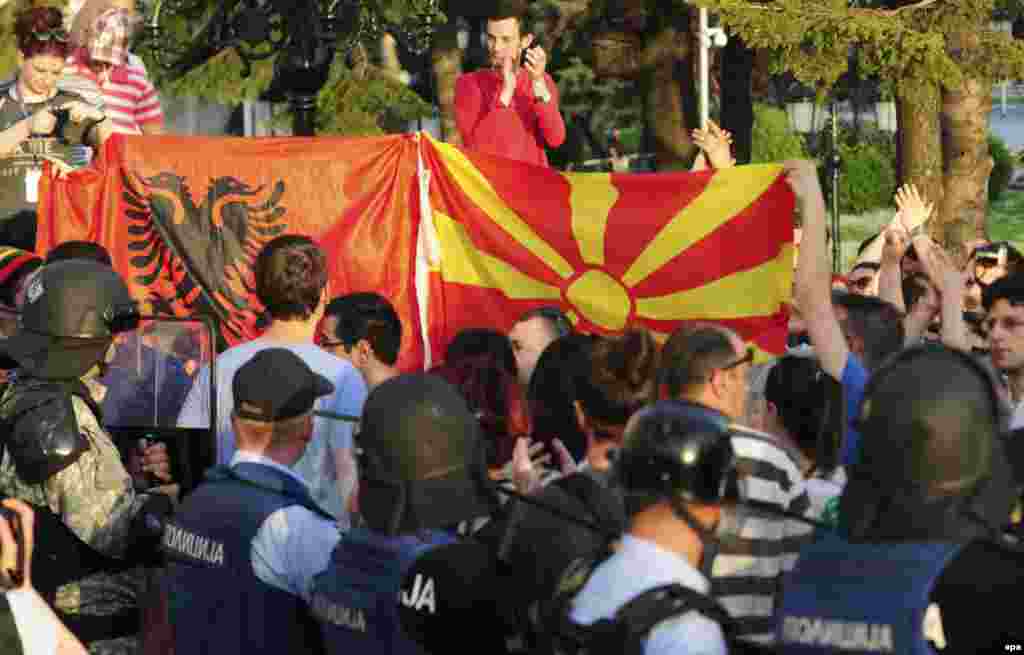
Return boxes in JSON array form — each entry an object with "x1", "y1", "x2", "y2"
[{"x1": 613, "y1": 583, "x2": 736, "y2": 655}]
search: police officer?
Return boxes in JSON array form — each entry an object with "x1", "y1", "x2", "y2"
[
  {"x1": 310, "y1": 373, "x2": 498, "y2": 655},
  {"x1": 777, "y1": 345, "x2": 1023, "y2": 653},
  {"x1": 163, "y1": 348, "x2": 343, "y2": 654},
  {"x1": 0, "y1": 259, "x2": 173, "y2": 655},
  {"x1": 565, "y1": 400, "x2": 738, "y2": 655}
]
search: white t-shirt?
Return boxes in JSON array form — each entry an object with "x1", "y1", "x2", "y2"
[{"x1": 177, "y1": 339, "x2": 367, "y2": 522}]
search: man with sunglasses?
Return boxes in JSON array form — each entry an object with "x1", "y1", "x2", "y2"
[
  {"x1": 658, "y1": 324, "x2": 813, "y2": 649},
  {"x1": 846, "y1": 262, "x2": 880, "y2": 297},
  {"x1": 965, "y1": 242, "x2": 1023, "y2": 313}
]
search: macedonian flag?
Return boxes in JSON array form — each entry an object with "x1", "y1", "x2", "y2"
[{"x1": 418, "y1": 134, "x2": 795, "y2": 362}]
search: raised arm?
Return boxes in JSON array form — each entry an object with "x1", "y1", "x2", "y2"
[{"x1": 789, "y1": 159, "x2": 849, "y2": 380}]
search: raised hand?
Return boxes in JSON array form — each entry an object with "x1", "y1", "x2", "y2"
[
  {"x1": 881, "y1": 226, "x2": 909, "y2": 265},
  {"x1": 524, "y1": 45, "x2": 547, "y2": 82},
  {"x1": 691, "y1": 119, "x2": 735, "y2": 170},
  {"x1": 894, "y1": 183, "x2": 933, "y2": 234}
]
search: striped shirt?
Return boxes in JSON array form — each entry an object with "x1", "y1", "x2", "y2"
[
  {"x1": 63, "y1": 52, "x2": 163, "y2": 134},
  {"x1": 711, "y1": 429, "x2": 814, "y2": 646}
]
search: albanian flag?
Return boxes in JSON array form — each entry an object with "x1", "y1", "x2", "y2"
[
  {"x1": 418, "y1": 134, "x2": 795, "y2": 362},
  {"x1": 37, "y1": 133, "x2": 426, "y2": 370}
]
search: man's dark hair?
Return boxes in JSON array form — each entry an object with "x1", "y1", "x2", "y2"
[
  {"x1": 658, "y1": 325, "x2": 738, "y2": 400},
  {"x1": 902, "y1": 272, "x2": 931, "y2": 312},
  {"x1": 254, "y1": 235, "x2": 327, "y2": 321},
  {"x1": 515, "y1": 306, "x2": 572, "y2": 341},
  {"x1": 445, "y1": 328, "x2": 517, "y2": 378},
  {"x1": 850, "y1": 261, "x2": 880, "y2": 276},
  {"x1": 324, "y1": 292, "x2": 402, "y2": 365},
  {"x1": 832, "y1": 291, "x2": 904, "y2": 371},
  {"x1": 45, "y1": 241, "x2": 112, "y2": 267},
  {"x1": 765, "y1": 355, "x2": 833, "y2": 467},
  {"x1": 487, "y1": 0, "x2": 534, "y2": 35},
  {"x1": 983, "y1": 270, "x2": 1024, "y2": 311}
]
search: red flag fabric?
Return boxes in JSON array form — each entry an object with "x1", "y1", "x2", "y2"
[
  {"x1": 418, "y1": 135, "x2": 795, "y2": 363},
  {"x1": 37, "y1": 133, "x2": 426, "y2": 371}
]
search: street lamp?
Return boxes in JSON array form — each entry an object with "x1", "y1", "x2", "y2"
[{"x1": 137, "y1": 0, "x2": 443, "y2": 136}]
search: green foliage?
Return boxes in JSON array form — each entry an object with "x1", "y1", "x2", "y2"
[
  {"x1": 749, "y1": 103, "x2": 807, "y2": 164},
  {"x1": 687, "y1": 0, "x2": 1024, "y2": 94},
  {"x1": 269, "y1": 57, "x2": 433, "y2": 136},
  {"x1": 989, "y1": 133, "x2": 1014, "y2": 203},
  {"x1": 834, "y1": 138, "x2": 896, "y2": 215}
]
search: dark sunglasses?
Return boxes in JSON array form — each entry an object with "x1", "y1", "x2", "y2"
[
  {"x1": 848, "y1": 276, "x2": 874, "y2": 291},
  {"x1": 32, "y1": 29, "x2": 69, "y2": 43},
  {"x1": 721, "y1": 347, "x2": 754, "y2": 372}
]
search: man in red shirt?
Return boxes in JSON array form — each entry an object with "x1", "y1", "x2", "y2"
[{"x1": 454, "y1": 1, "x2": 565, "y2": 167}]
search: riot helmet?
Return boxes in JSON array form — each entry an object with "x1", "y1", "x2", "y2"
[
  {"x1": 0, "y1": 260, "x2": 138, "y2": 379},
  {"x1": 614, "y1": 400, "x2": 737, "y2": 507},
  {"x1": 357, "y1": 373, "x2": 497, "y2": 535}
]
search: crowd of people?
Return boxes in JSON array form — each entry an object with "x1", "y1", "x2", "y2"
[{"x1": 0, "y1": 1, "x2": 1023, "y2": 655}]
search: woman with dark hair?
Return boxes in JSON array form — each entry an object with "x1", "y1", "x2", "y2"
[
  {"x1": 430, "y1": 328, "x2": 529, "y2": 473},
  {"x1": 575, "y1": 328, "x2": 659, "y2": 472},
  {"x1": 0, "y1": 6, "x2": 112, "y2": 251},
  {"x1": 527, "y1": 332, "x2": 597, "y2": 464}
]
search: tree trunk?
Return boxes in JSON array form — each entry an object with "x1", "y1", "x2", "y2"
[
  {"x1": 646, "y1": 62, "x2": 693, "y2": 170},
  {"x1": 939, "y1": 77, "x2": 993, "y2": 256},
  {"x1": 591, "y1": 26, "x2": 695, "y2": 169},
  {"x1": 938, "y1": 30, "x2": 993, "y2": 257},
  {"x1": 896, "y1": 76, "x2": 943, "y2": 229},
  {"x1": 719, "y1": 33, "x2": 755, "y2": 164},
  {"x1": 431, "y1": 21, "x2": 463, "y2": 145}
]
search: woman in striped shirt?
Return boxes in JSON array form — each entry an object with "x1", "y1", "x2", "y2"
[{"x1": 64, "y1": 0, "x2": 165, "y2": 136}]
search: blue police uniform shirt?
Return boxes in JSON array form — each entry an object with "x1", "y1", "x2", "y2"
[
  {"x1": 309, "y1": 527, "x2": 454, "y2": 655},
  {"x1": 570, "y1": 535, "x2": 727, "y2": 655},
  {"x1": 232, "y1": 452, "x2": 342, "y2": 599},
  {"x1": 164, "y1": 457, "x2": 338, "y2": 654},
  {"x1": 776, "y1": 532, "x2": 962, "y2": 654},
  {"x1": 177, "y1": 339, "x2": 367, "y2": 522},
  {"x1": 839, "y1": 354, "x2": 869, "y2": 467}
]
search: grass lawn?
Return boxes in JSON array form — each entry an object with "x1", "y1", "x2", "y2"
[
  {"x1": 835, "y1": 190, "x2": 1024, "y2": 272},
  {"x1": 990, "y1": 190, "x2": 1024, "y2": 244}
]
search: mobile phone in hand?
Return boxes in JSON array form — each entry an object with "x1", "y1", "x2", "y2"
[{"x1": 0, "y1": 506, "x2": 24, "y2": 590}]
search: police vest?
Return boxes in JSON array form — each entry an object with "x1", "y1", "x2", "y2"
[
  {"x1": 309, "y1": 527, "x2": 454, "y2": 655},
  {"x1": 776, "y1": 533, "x2": 964, "y2": 654},
  {"x1": 163, "y1": 462, "x2": 332, "y2": 655}
]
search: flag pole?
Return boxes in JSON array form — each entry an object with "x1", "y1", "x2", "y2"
[{"x1": 696, "y1": 7, "x2": 727, "y2": 130}]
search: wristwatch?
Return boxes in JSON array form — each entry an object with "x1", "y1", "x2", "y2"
[{"x1": 532, "y1": 79, "x2": 552, "y2": 104}]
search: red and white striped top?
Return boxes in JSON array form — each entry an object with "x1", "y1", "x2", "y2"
[{"x1": 63, "y1": 51, "x2": 164, "y2": 135}]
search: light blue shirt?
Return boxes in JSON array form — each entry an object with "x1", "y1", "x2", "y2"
[
  {"x1": 570, "y1": 535, "x2": 727, "y2": 655},
  {"x1": 177, "y1": 340, "x2": 368, "y2": 522},
  {"x1": 232, "y1": 451, "x2": 343, "y2": 602}
]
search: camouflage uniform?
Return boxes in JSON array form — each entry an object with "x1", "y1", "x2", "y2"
[{"x1": 0, "y1": 377, "x2": 148, "y2": 655}]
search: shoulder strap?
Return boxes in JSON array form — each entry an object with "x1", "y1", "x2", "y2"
[{"x1": 615, "y1": 582, "x2": 736, "y2": 638}]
